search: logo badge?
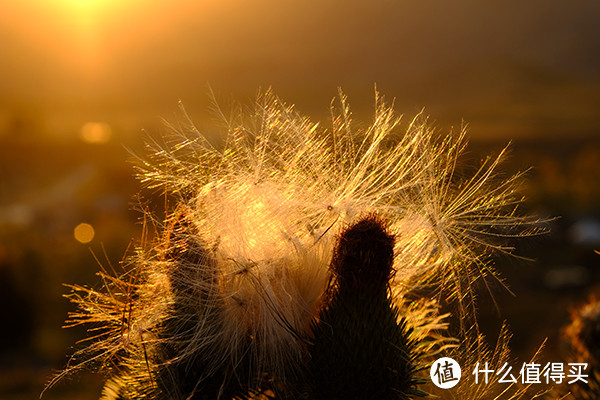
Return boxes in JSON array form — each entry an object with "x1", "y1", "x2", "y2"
[{"x1": 431, "y1": 357, "x2": 461, "y2": 389}]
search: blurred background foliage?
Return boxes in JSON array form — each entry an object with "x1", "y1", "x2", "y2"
[{"x1": 0, "y1": 0, "x2": 599, "y2": 398}]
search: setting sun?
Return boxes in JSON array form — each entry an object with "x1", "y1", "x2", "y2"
[{"x1": 0, "y1": 0, "x2": 148, "y2": 80}]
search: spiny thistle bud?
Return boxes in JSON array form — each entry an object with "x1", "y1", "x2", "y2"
[
  {"x1": 330, "y1": 214, "x2": 395, "y2": 291},
  {"x1": 308, "y1": 215, "x2": 424, "y2": 400}
]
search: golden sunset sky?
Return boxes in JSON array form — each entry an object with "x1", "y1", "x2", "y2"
[{"x1": 1, "y1": 0, "x2": 599, "y2": 140}]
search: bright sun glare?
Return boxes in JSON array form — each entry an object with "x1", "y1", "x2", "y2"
[
  {"x1": 60, "y1": 0, "x2": 123, "y2": 26},
  {"x1": 48, "y1": 0, "x2": 126, "y2": 75}
]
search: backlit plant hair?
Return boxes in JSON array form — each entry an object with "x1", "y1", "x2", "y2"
[{"x1": 47, "y1": 89, "x2": 544, "y2": 399}]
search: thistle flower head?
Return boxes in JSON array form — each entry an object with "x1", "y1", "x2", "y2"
[{"x1": 50, "y1": 88, "x2": 543, "y2": 399}]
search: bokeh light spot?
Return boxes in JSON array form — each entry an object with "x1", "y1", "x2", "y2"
[
  {"x1": 81, "y1": 122, "x2": 112, "y2": 144},
  {"x1": 74, "y1": 223, "x2": 95, "y2": 243}
]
